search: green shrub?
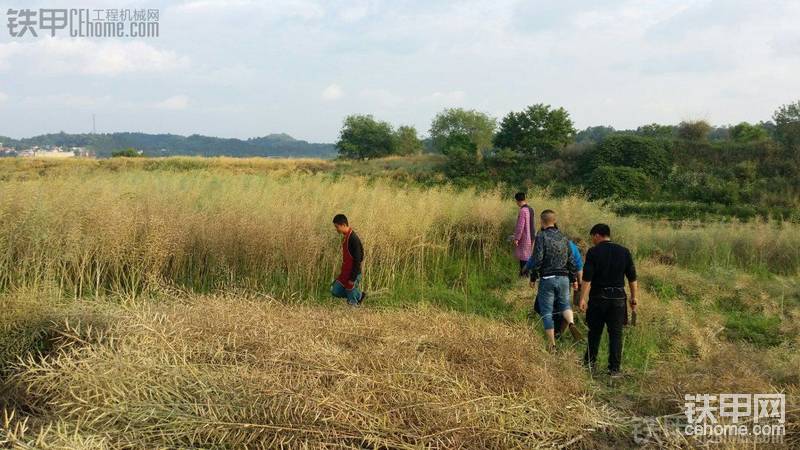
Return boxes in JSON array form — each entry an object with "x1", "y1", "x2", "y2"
[
  {"x1": 582, "y1": 135, "x2": 671, "y2": 177},
  {"x1": 111, "y1": 148, "x2": 143, "y2": 158},
  {"x1": 723, "y1": 312, "x2": 783, "y2": 348},
  {"x1": 586, "y1": 166, "x2": 651, "y2": 200},
  {"x1": 677, "y1": 120, "x2": 712, "y2": 141}
]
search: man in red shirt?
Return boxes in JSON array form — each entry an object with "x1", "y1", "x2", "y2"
[{"x1": 331, "y1": 214, "x2": 365, "y2": 306}]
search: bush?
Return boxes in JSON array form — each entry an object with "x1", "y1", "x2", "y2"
[
  {"x1": 111, "y1": 148, "x2": 142, "y2": 158},
  {"x1": 585, "y1": 166, "x2": 651, "y2": 200},
  {"x1": 582, "y1": 135, "x2": 671, "y2": 177},
  {"x1": 442, "y1": 146, "x2": 489, "y2": 182},
  {"x1": 730, "y1": 122, "x2": 769, "y2": 142},
  {"x1": 677, "y1": 120, "x2": 712, "y2": 141}
]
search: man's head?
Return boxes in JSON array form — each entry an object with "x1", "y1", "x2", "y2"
[
  {"x1": 540, "y1": 209, "x2": 557, "y2": 228},
  {"x1": 332, "y1": 214, "x2": 350, "y2": 234},
  {"x1": 514, "y1": 192, "x2": 526, "y2": 207},
  {"x1": 589, "y1": 223, "x2": 611, "y2": 245}
]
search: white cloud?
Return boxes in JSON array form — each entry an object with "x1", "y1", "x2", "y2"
[
  {"x1": 0, "y1": 42, "x2": 22, "y2": 70},
  {"x1": 338, "y1": 0, "x2": 374, "y2": 22},
  {"x1": 358, "y1": 88, "x2": 404, "y2": 107},
  {"x1": 0, "y1": 92, "x2": 7, "y2": 105},
  {"x1": 422, "y1": 91, "x2": 466, "y2": 105},
  {"x1": 171, "y1": 0, "x2": 324, "y2": 21},
  {"x1": 321, "y1": 83, "x2": 344, "y2": 101},
  {"x1": 21, "y1": 94, "x2": 112, "y2": 108},
  {"x1": 1, "y1": 39, "x2": 189, "y2": 76},
  {"x1": 155, "y1": 95, "x2": 190, "y2": 110}
]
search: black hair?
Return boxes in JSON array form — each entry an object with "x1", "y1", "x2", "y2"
[
  {"x1": 514, "y1": 192, "x2": 526, "y2": 202},
  {"x1": 540, "y1": 209, "x2": 555, "y2": 219},
  {"x1": 332, "y1": 214, "x2": 349, "y2": 226},
  {"x1": 589, "y1": 223, "x2": 611, "y2": 237}
]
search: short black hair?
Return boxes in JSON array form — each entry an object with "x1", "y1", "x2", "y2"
[
  {"x1": 514, "y1": 192, "x2": 526, "y2": 202},
  {"x1": 589, "y1": 223, "x2": 611, "y2": 237},
  {"x1": 332, "y1": 214, "x2": 349, "y2": 226}
]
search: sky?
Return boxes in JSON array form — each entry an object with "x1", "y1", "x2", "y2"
[{"x1": 1, "y1": 0, "x2": 799, "y2": 143}]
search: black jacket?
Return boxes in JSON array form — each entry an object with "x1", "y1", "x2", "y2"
[
  {"x1": 525, "y1": 226, "x2": 577, "y2": 282},
  {"x1": 347, "y1": 231, "x2": 364, "y2": 281}
]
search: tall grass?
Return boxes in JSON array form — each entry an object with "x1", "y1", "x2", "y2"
[
  {"x1": 1, "y1": 158, "x2": 798, "y2": 305},
  {"x1": 0, "y1": 158, "x2": 797, "y2": 448},
  {"x1": 0, "y1": 170, "x2": 508, "y2": 301}
]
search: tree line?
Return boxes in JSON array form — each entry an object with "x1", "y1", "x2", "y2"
[{"x1": 335, "y1": 100, "x2": 800, "y2": 221}]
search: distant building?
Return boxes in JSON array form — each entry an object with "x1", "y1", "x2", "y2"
[
  {"x1": 0, "y1": 145, "x2": 15, "y2": 157},
  {"x1": 20, "y1": 146, "x2": 76, "y2": 159},
  {"x1": 71, "y1": 147, "x2": 95, "y2": 158}
]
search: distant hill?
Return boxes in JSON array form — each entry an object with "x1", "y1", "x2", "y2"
[{"x1": 0, "y1": 132, "x2": 337, "y2": 159}]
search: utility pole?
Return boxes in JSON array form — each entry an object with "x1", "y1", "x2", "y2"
[{"x1": 92, "y1": 114, "x2": 96, "y2": 134}]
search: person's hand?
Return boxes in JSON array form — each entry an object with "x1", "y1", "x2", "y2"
[
  {"x1": 629, "y1": 298, "x2": 637, "y2": 312},
  {"x1": 571, "y1": 281, "x2": 579, "y2": 291},
  {"x1": 513, "y1": 239, "x2": 519, "y2": 247},
  {"x1": 579, "y1": 298, "x2": 587, "y2": 313},
  {"x1": 345, "y1": 279, "x2": 355, "y2": 290}
]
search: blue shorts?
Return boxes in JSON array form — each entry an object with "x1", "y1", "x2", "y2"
[{"x1": 535, "y1": 276, "x2": 571, "y2": 330}]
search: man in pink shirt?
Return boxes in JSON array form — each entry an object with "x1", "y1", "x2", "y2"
[{"x1": 513, "y1": 192, "x2": 535, "y2": 272}]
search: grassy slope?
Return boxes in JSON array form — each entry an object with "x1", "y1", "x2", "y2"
[{"x1": 0, "y1": 157, "x2": 798, "y2": 448}]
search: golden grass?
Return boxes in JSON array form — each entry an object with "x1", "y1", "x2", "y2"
[
  {"x1": 0, "y1": 157, "x2": 797, "y2": 448},
  {"x1": 0, "y1": 169, "x2": 508, "y2": 297},
  {"x1": 2, "y1": 295, "x2": 621, "y2": 449},
  {"x1": 1, "y1": 158, "x2": 798, "y2": 302}
]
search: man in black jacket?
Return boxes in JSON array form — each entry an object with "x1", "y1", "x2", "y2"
[
  {"x1": 579, "y1": 224, "x2": 638, "y2": 376},
  {"x1": 521, "y1": 210, "x2": 579, "y2": 350}
]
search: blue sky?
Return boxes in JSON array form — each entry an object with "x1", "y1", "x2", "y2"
[{"x1": 1, "y1": 0, "x2": 799, "y2": 142}]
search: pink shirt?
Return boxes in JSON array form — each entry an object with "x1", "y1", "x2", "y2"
[{"x1": 514, "y1": 205, "x2": 533, "y2": 261}]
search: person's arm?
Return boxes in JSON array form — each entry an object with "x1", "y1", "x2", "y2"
[
  {"x1": 513, "y1": 208, "x2": 527, "y2": 246},
  {"x1": 579, "y1": 281, "x2": 591, "y2": 312},
  {"x1": 625, "y1": 249, "x2": 638, "y2": 310},
  {"x1": 579, "y1": 249, "x2": 594, "y2": 312},
  {"x1": 524, "y1": 234, "x2": 545, "y2": 282},
  {"x1": 566, "y1": 241, "x2": 577, "y2": 287},
  {"x1": 348, "y1": 233, "x2": 363, "y2": 283}
]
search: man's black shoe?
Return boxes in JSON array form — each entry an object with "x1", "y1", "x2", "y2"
[{"x1": 358, "y1": 292, "x2": 366, "y2": 304}]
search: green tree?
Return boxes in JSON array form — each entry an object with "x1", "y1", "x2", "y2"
[
  {"x1": 429, "y1": 108, "x2": 496, "y2": 158},
  {"x1": 336, "y1": 114, "x2": 396, "y2": 159},
  {"x1": 111, "y1": 147, "x2": 142, "y2": 158},
  {"x1": 677, "y1": 120, "x2": 712, "y2": 141},
  {"x1": 773, "y1": 100, "x2": 800, "y2": 151},
  {"x1": 637, "y1": 123, "x2": 675, "y2": 139},
  {"x1": 586, "y1": 166, "x2": 651, "y2": 200},
  {"x1": 582, "y1": 135, "x2": 671, "y2": 177},
  {"x1": 730, "y1": 122, "x2": 768, "y2": 142},
  {"x1": 575, "y1": 125, "x2": 616, "y2": 143},
  {"x1": 394, "y1": 125, "x2": 423, "y2": 155},
  {"x1": 494, "y1": 104, "x2": 575, "y2": 160}
]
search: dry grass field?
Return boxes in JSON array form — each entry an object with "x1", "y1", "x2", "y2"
[{"x1": 0, "y1": 157, "x2": 797, "y2": 448}]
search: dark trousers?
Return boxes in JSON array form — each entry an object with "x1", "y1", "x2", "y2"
[{"x1": 584, "y1": 297, "x2": 626, "y2": 372}]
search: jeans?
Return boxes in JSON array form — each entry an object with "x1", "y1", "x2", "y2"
[
  {"x1": 331, "y1": 274, "x2": 362, "y2": 305},
  {"x1": 535, "y1": 276, "x2": 571, "y2": 330},
  {"x1": 583, "y1": 297, "x2": 627, "y2": 372},
  {"x1": 551, "y1": 287, "x2": 579, "y2": 337}
]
